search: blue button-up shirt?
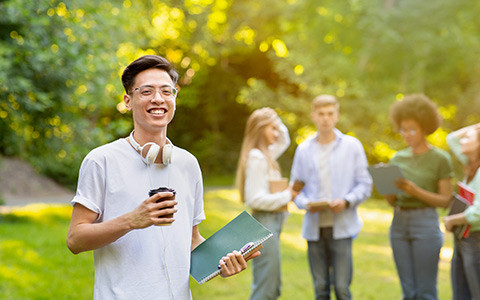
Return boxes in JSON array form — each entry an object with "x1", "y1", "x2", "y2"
[{"x1": 290, "y1": 129, "x2": 372, "y2": 240}]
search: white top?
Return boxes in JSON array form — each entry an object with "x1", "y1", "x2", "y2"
[
  {"x1": 244, "y1": 120, "x2": 292, "y2": 211},
  {"x1": 317, "y1": 142, "x2": 334, "y2": 228},
  {"x1": 72, "y1": 138, "x2": 206, "y2": 300}
]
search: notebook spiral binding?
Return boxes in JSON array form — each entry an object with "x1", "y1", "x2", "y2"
[{"x1": 198, "y1": 232, "x2": 273, "y2": 284}]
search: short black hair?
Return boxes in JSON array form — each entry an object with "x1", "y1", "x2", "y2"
[
  {"x1": 389, "y1": 93, "x2": 442, "y2": 135},
  {"x1": 121, "y1": 55, "x2": 179, "y2": 94}
]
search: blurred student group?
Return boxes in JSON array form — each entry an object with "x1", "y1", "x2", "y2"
[{"x1": 237, "y1": 93, "x2": 480, "y2": 300}]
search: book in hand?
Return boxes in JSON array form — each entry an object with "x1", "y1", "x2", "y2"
[
  {"x1": 458, "y1": 181, "x2": 475, "y2": 205},
  {"x1": 190, "y1": 211, "x2": 273, "y2": 284},
  {"x1": 269, "y1": 178, "x2": 289, "y2": 193},
  {"x1": 367, "y1": 163, "x2": 405, "y2": 195},
  {"x1": 448, "y1": 193, "x2": 470, "y2": 239},
  {"x1": 456, "y1": 181, "x2": 475, "y2": 238},
  {"x1": 269, "y1": 178, "x2": 305, "y2": 193},
  {"x1": 306, "y1": 200, "x2": 329, "y2": 210}
]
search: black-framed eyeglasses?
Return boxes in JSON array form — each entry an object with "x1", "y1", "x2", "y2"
[{"x1": 129, "y1": 85, "x2": 178, "y2": 101}]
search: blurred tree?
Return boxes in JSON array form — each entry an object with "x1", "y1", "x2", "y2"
[
  {"x1": 1, "y1": 0, "x2": 479, "y2": 188},
  {"x1": 230, "y1": 0, "x2": 480, "y2": 163},
  {"x1": 0, "y1": 0, "x2": 132, "y2": 187}
]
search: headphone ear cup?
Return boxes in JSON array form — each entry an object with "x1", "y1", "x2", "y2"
[
  {"x1": 145, "y1": 143, "x2": 161, "y2": 165},
  {"x1": 162, "y1": 144, "x2": 173, "y2": 165}
]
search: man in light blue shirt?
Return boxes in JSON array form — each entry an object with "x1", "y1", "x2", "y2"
[{"x1": 290, "y1": 95, "x2": 372, "y2": 300}]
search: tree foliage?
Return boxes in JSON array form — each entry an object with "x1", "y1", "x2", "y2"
[
  {"x1": 0, "y1": 0, "x2": 134, "y2": 186},
  {"x1": 1, "y1": 0, "x2": 479, "y2": 187}
]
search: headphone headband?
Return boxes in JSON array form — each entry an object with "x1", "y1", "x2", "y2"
[{"x1": 128, "y1": 130, "x2": 173, "y2": 165}]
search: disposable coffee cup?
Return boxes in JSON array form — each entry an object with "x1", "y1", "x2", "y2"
[{"x1": 148, "y1": 187, "x2": 176, "y2": 225}]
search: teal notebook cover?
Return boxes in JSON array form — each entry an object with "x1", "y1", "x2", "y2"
[{"x1": 190, "y1": 211, "x2": 273, "y2": 284}]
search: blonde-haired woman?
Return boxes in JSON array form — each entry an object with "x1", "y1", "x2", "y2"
[{"x1": 236, "y1": 107, "x2": 298, "y2": 300}]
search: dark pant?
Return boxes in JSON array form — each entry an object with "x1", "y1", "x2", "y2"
[
  {"x1": 451, "y1": 231, "x2": 480, "y2": 300},
  {"x1": 307, "y1": 227, "x2": 353, "y2": 300},
  {"x1": 250, "y1": 211, "x2": 286, "y2": 300},
  {"x1": 390, "y1": 207, "x2": 442, "y2": 300}
]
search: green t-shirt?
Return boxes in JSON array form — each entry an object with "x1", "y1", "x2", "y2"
[{"x1": 390, "y1": 147, "x2": 453, "y2": 208}]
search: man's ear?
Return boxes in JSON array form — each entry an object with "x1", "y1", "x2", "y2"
[
  {"x1": 124, "y1": 94, "x2": 132, "y2": 111},
  {"x1": 333, "y1": 110, "x2": 340, "y2": 124}
]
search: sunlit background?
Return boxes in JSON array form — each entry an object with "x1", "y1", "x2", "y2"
[
  {"x1": 0, "y1": 0, "x2": 479, "y2": 298},
  {"x1": 1, "y1": 0, "x2": 479, "y2": 187}
]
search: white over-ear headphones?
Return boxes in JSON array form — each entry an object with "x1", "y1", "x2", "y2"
[{"x1": 128, "y1": 131, "x2": 173, "y2": 165}]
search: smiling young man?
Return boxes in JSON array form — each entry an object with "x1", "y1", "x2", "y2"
[
  {"x1": 67, "y1": 55, "x2": 257, "y2": 299},
  {"x1": 290, "y1": 94, "x2": 372, "y2": 300}
]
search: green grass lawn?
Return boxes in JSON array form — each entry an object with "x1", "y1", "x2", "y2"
[
  {"x1": 0, "y1": 189, "x2": 453, "y2": 299},
  {"x1": 0, "y1": 204, "x2": 93, "y2": 299}
]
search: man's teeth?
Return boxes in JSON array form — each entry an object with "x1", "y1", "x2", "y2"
[{"x1": 150, "y1": 109, "x2": 166, "y2": 114}]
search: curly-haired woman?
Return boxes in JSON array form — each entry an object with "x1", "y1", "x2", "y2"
[{"x1": 386, "y1": 94, "x2": 453, "y2": 300}]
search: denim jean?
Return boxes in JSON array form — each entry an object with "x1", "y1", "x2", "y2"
[
  {"x1": 250, "y1": 211, "x2": 286, "y2": 300},
  {"x1": 451, "y1": 231, "x2": 480, "y2": 300},
  {"x1": 307, "y1": 227, "x2": 353, "y2": 300},
  {"x1": 390, "y1": 207, "x2": 443, "y2": 300}
]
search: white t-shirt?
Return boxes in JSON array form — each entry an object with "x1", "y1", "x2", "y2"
[
  {"x1": 72, "y1": 138, "x2": 206, "y2": 300},
  {"x1": 316, "y1": 142, "x2": 334, "y2": 228}
]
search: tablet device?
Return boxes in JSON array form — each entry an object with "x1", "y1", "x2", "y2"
[{"x1": 368, "y1": 163, "x2": 404, "y2": 195}]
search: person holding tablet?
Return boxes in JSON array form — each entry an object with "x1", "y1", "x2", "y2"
[{"x1": 386, "y1": 94, "x2": 453, "y2": 300}]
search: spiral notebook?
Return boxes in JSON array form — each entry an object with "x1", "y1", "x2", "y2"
[{"x1": 190, "y1": 211, "x2": 273, "y2": 284}]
